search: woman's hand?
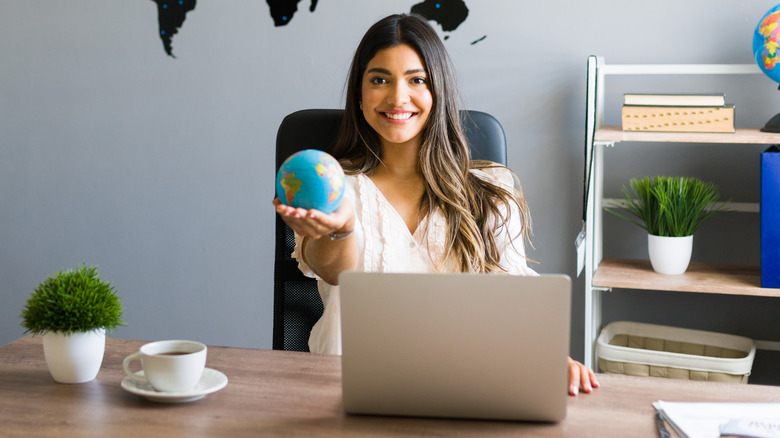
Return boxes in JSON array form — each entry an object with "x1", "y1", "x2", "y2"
[
  {"x1": 568, "y1": 357, "x2": 599, "y2": 396},
  {"x1": 273, "y1": 197, "x2": 355, "y2": 240}
]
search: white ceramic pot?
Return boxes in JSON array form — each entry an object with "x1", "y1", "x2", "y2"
[
  {"x1": 647, "y1": 234, "x2": 694, "y2": 275},
  {"x1": 42, "y1": 329, "x2": 106, "y2": 383}
]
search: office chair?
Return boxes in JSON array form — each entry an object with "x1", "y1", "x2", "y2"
[{"x1": 273, "y1": 109, "x2": 508, "y2": 351}]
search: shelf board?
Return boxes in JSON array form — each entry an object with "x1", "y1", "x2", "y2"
[
  {"x1": 594, "y1": 126, "x2": 780, "y2": 144},
  {"x1": 592, "y1": 258, "x2": 779, "y2": 297}
]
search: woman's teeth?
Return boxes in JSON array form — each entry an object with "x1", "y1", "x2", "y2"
[{"x1": 384, "y1": 112, "x2": 413, "y2": 120}]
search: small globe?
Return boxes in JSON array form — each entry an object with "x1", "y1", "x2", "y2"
[
  {"x1": 754, "y1": 3, "x2": 780, "y2": 83},
  {"x1": 276, "y1": 149, "x2": 345, "y2": 214}
]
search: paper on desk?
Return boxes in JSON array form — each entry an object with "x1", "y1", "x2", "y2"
[{"x1": 654, "y1": 401, "x2": 780, "y2": 438}]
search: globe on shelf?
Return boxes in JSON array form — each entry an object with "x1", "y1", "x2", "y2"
[
  {"x1": 276, "y1": 149, "x2": 345, "y2": 214},
  {"x1": 754, "y1": 3, "x2": 780, "y2": 132}
]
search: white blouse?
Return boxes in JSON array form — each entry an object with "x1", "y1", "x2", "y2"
[{"x1": 292, "y1": 167, "x2": 538, "y2": 355}]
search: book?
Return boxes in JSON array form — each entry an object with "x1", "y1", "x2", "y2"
[
  {"x1": 621, "y1": 104, "x2": 735, "y2": 133},
  {"x1": 624, "y1": 93, "x2": 726, "y2": 107},
  {"x1": 653, "y1": 401, "x2": 780, "y2": 438},
  {"x1": 720, "y1": 419, "x2": 780, "y2": 438},
  {"x1": 761, "y1": 146, "x2": 780, "y2": 288}
]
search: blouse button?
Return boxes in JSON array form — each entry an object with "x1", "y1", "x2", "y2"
[{"x1": 409, "y1": 241, "x2": 416, "y2": 248}]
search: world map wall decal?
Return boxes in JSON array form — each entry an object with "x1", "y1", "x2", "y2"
[{"x1": 151, "y1": 0, "x2": 476, "y2": 58}]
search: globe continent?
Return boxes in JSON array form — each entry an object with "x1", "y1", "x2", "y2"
[
  {"x1": 754, "y1": 4, "x2": 780, "y2": 83},
  {"x1": 276, "y1": 149, "x2": 345, "y2": 214}
]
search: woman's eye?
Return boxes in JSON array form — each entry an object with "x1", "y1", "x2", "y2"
[
  {"x1": 369, "y1": 76, "x2": 388, "y2": 85},
  {"x1": 411, "y1": 77, "x2": 427, "y2": 85}
]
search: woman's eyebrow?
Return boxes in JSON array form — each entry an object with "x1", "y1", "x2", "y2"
[
  {"x1": 366, "y1": 67, "x2": 391, "y2": 75},
  {"x1": 366, "y1": 67, "x2": 426, "y2": 76}
]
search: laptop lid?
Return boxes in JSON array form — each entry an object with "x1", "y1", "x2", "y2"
[{"x1": 339, "y1": 272, "x2": 571, "y2": 422}]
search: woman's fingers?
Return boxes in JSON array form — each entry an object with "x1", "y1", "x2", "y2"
[
  {"x1": 567, "y1": 357, "x2": 599, "y2": 396},
  {"x1": 568, "y1": 358, "x2": 581, "y2": 396}
]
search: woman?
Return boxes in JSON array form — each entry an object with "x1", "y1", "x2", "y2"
[{"x1": 274, "y1": 13, "x2": 598, "y2": 396}]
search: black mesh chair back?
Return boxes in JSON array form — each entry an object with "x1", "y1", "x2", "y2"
[{"x1": 273, "y1": 109, "x2": 508, "y2": 351}]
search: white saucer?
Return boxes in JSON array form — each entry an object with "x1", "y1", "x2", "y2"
[{"x1": 121, "y1": 368, "x2": 228, "y2": 403}]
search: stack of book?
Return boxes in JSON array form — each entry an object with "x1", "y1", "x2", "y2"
[{"x1": 621, "y1": 93, "x2": 735, "y2": 133}]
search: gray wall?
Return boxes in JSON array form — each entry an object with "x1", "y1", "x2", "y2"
[{"x1": 2, "y1": 1, "x2": 778, "y2": 377}]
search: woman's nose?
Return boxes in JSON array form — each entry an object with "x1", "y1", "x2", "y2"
[{"x1": 386, "y1": 82, "x2": 410, "y2": 106}]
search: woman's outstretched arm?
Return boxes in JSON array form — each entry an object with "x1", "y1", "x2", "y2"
[{"x1": 274, "y1": 197, "x2": 358, "y2": 285}]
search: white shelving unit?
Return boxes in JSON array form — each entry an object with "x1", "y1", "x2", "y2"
[{"x1": 582, "y1": 56, "x2": 780, "y2": 369}]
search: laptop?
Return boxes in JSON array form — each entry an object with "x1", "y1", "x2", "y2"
[{"x1": 339, "y1": 271, "x2": 571, "y2": 422}]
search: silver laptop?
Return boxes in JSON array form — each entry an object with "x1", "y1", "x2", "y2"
[{"x1": 339, "y1": 271, "x2": 571, "y2": 422}]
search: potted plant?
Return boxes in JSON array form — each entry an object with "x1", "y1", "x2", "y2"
[
  {"x1": 606, "y1": 176, "x2": 728, "y2": 275},
  {"x1": 21, "y1": 264, "x2": 125, "y2": 383}
]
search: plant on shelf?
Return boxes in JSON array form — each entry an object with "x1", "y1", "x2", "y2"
[
  {"x1": 21, "y1": 264, "x2": 125, "y2": 383},
  {"x1": 606, "y1": 176, "x2": 729, "y2": 275}
]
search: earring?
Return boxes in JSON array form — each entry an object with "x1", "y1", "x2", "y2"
[{"x1": 359, "y1": 101, "x2": 363, "y2": 110}]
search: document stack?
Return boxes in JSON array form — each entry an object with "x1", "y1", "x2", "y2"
[{"x1": 621, "y1": 93, "x2": 735, "y2": 133}]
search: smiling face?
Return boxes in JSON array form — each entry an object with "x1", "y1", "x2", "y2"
[{"x1": 360, "y1": 44, "x2": 433, "y2": 151}]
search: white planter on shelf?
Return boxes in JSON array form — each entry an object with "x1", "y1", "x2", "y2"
[
  {"x1": 42, "y1": 329, "x2": 106, "y2": 383},
  {"x1": 647, "y1": 234, "x2": 693, "y2": 275}
]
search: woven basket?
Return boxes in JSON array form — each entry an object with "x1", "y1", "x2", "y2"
[{"x1": 597, "y1": 321, "x2": 755, "y2": 384}]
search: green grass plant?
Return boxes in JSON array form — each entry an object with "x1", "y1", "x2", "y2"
[
  {"x1": 606, "y1": 176, "x2": 728, "y2": 237},
  {"x1": 21, "y1": 265, "x2": 125, "y2": 335}
]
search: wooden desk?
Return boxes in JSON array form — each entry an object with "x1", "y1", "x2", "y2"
[{"x1": 2, "y1": 336, "x2": 780, "y2": 437}]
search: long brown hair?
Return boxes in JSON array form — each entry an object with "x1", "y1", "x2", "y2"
[{"x1": 333, "y1": 14, "x2": 531, "y2": 272}]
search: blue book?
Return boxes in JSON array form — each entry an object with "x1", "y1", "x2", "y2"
[{"x1": 762, "y1": 146, "x2": 780, "y2": 288}]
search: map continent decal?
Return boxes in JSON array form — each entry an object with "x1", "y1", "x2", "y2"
[
  {"x1": 152, "y1": 0, "x2": 197, "y2": 58},
  {"x1": 411, "y1": 0, "x2": 469, "y2": 34},
  {"x1": 267, "y1": 0, "x2": 320, "y2": 26}
]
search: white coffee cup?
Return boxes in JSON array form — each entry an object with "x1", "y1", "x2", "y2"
[{"x1": 123, "y1": 340, "x2": 207, "y2": 392}]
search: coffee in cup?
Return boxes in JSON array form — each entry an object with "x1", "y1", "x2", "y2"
[{"x1": 123, "y1": 340, "x2": 207, "y2": 392}]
